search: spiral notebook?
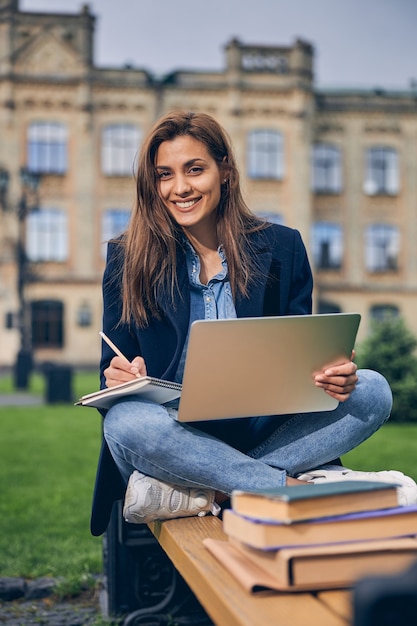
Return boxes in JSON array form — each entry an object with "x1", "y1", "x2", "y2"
[{"x1": 76, "y1": 376, "x2": 182, "y2": 409}]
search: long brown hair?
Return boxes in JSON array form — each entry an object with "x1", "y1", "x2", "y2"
[{"x1": 120, "y1": 110, "x2": 266, "y2": 327}]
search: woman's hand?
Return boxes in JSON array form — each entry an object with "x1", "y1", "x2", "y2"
[
  {"x1": 314, "y1": 350, "x2": 358, "y2": 402},
  {"x1": 103, "y1": 356, "x2": 147, "y2": 388}
]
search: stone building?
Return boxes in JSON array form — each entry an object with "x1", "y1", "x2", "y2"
[{"x1": 0, "y1": 0, "x2": 416, "y2": 371}]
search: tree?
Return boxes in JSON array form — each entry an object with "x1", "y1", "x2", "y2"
[{"x1": 356, "y1": 317, "x2": 417, "y2": 422}]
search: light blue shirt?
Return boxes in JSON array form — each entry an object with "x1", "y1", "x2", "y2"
[{"x1": 173, "y1": 239, "x2": 237, "y2": 384}]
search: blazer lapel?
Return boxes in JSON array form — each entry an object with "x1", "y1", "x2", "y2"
[{"x1": 236, "y1": 248, "x2": 274, "y2": 318}]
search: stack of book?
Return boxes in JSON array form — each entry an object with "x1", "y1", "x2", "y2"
[{"x1": 204, "y1": 481, "x2": 417, "y2": 592}]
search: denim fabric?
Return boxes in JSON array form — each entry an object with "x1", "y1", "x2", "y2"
[
  {"x1": 104, "y1": 369, "x2": 392, "y2": 494},
  {"x1": 186, "y1": 239, "x2": 236, "y2": 322},
  {"x1": 173, "y1": 240, "x2": 236, "y2": 384}
]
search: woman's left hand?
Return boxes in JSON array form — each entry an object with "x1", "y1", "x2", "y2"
[{"x1": 314, "y1": 351, "x2": 358, "y2": 402}]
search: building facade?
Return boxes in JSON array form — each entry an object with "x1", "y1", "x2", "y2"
[{"x1": 0, "y1": 0, "x2": 416, "y2": 370}]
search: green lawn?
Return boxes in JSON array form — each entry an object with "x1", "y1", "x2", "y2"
[
  {"x1": 0, "y1": 371, "x2": 103, "y2": 581},
  {"x1": 342, "y1": 425, "x2": 417, "y2": 481},
  {"x1": 1, "y1": 371, "x2": 417, "y2": 584}
]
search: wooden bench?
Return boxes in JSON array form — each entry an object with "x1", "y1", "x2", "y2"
[{"x1": 149, "y1": 516, "x2": 352, "y2": 626}]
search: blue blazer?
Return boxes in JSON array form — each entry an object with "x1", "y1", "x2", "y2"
[{"x1": 90, "y1": 223, "x2": 313, "y2": 536}]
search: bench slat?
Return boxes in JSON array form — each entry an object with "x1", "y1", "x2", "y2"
[{"x1": 149, "y1": 516, "x2": 350, "y2": 626}]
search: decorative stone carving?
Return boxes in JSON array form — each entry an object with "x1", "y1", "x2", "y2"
[{"x1": 15, "y1": 31, "x2": 84, "y2": 77}]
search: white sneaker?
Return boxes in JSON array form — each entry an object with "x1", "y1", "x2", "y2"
[
  {"x1": 296, "y1": 468, "x2": 417, "y2": 506},
  {"x1": 123, "y1": 470, "x2": 221, "y2": 524}
]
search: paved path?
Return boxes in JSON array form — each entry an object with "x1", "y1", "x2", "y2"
[
  {"x1": 0, "y1": 596, "x2": 103, "y2": 625},
  {"x1": 0, "y1": 577, "x2": 112, "y2": 625},
  {"x1": 0, "y1": 393, "x2": 43, "y2": 406}
]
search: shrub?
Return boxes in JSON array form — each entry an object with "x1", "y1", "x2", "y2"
[{"x1": 356, "y1": 317, "x2": 417, "y2": 422}]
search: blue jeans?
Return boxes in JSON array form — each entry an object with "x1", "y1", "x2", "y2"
[{"x1": 103, "y1": 369, "x2": 392, "y2": 495}]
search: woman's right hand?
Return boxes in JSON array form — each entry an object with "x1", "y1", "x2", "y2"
[{"x1": 103, "y1": 356, "x2": 147, "y2": 387}]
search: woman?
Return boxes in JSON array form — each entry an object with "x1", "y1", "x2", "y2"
[{"x1": 90, "y1": 111, "x2": 416, "y2": 536}]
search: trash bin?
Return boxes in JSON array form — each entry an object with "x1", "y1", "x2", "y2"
[
  {"x1": 14, "y1": 349, "x2": 33, "y2": 390},
  {"x1": 43, "y1": 363, "x2": 73, "y2": 403}
]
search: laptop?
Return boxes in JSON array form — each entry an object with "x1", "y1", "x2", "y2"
[{"x1": 177, "y1": 313, "x2": 361, "y2": 422}]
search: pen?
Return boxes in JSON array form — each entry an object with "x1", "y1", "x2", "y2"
[
  {"x1": 99, "y1": 331, "x2": 127, "y2": 360},
  {"x1": 99, "y1": 331, "x2": 142, "y2": 377}
]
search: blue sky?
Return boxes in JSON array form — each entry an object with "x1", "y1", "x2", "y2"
[{"x1": 21, "y1": 0, "x2": 417, "y2": 89}]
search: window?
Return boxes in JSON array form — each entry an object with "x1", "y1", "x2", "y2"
[
  {"x1": 101, "y1": 208, "x2": 131, "y2": 257},
  {"x1": 370, "y1": 304, "x2": 399, "y2": 323},
  {"x1": 318, "y1": 300, "x2": 342, "y2": 314},
  {"x1": 247, "y1": 130, "x2": 284, "y2": 179},
  {"x1": 255, "y1": 211, "x2": 284, "y2": 225},
  {"x1": 26, "y1": 209, "x2": 68, "y2": 262},
  {"x1": 364, "y1": 147, "x2": 399, "y2": 195},
  {"x1": 31, "y1": 300, "x2": 64, "y2": 348},
  {"x1": 242, "y1": 52, "x2": 288, "y2": 73},
  {"x1": 101, "y1": 124, "x2": 140, "y2": 176},
  {"x1": 365, "y1": 224, "x2": 399, "y2": 272},
  {"x1": 27, "y1": 122, "x2": 67, "y2": 174},
  {"x1": 311, "y1": 144, "x2": 342, "y2": 193},
  {"x1": 311, "y1": 222, "x2": 343, "y2": 270}
]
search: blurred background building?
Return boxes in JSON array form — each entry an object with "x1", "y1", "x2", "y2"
[{"x1": 0, "y1": 0, "x2": 416, "y2": 374}]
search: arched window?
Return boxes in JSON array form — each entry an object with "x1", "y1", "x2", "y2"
[
  {"x1": 101, "y1": 124, "x2": 140, "y2": 176},
  {"x1": 365, "y1": 224, "x2": 399, "y2": 272},
  {"x1": 311, "y1": 144, "x2": 342, "y2": 193},
  {"x1": 370, "y1": 304, "x2": 400, "y2": 323},
  {"x1": 364, "y1": 146, "x2": 399, "y2": 195},
  {"x1": 318, "y1": 300, "x2": 342, "y2": 314},
  {"x1": 255, "y1": 211, "x2": 284, "y2": 225},
  {"x1": 101, "y1": 208, "x2": 131, "y2": 257},
  {"x1": 311, "y1": 222, "x2": 343, "y2": 270},
  {"x1": 26, "y1": 209, "x2": 68, "y2": 262},
  {"x1": 247, "y1": 130, "x2": 284, "y2": 179},
  {"x1": 27, "y1": 121, "x2": 67, "y2": 174},
  {"x1": 31, "y1": 300, "x2": 64, "y2": 348}
]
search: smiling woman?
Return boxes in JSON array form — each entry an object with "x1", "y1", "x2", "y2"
[
  {"x1": 156, "y1": 138, "x2": 224, "y2": 232},
  {"x1": 89, "y1": 110, "x2": 417, "y2": 539},
  {"x1": 122, "y1": 110, "x2": 262, "y2": 328},
  {"x1": 156, "y1": 136, "x2": 226, "y2": 281}
]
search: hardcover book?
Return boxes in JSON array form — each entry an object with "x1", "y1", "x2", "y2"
[
  {"x1": 231, "y1": 481, "x2": 399, "y2": 523},
  {"x1": 222, "y1": 505, "x2": 417, "y2": 550},
  {"x1": 204, "y1": 536, "x2": 417, "y2": 592}
]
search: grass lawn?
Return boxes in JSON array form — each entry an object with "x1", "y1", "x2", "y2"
[
  {"x1": 1, "y1": 370, "x2": 417, "y2": 585},
  {"x1": 0, "y1": 371, "x2": 103, "y2": 582},
  {"x1": 342, "y1": 425, "x2": 417, "y2": 481}
]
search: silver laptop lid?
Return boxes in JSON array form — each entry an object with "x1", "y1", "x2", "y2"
[{"x1": 177, "y1": 313, "x2": 361, "y2": 422}]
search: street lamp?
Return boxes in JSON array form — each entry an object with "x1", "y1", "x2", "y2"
[
  {"x1": 16, "y1": 167, "x2": 41, "y2": 390},
  {"x1": 0, "y1": 166, "x2": 41, "y2": 389},
  {"x1": 0, "y1": 168, "x2": 9, "y2": 210}
]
